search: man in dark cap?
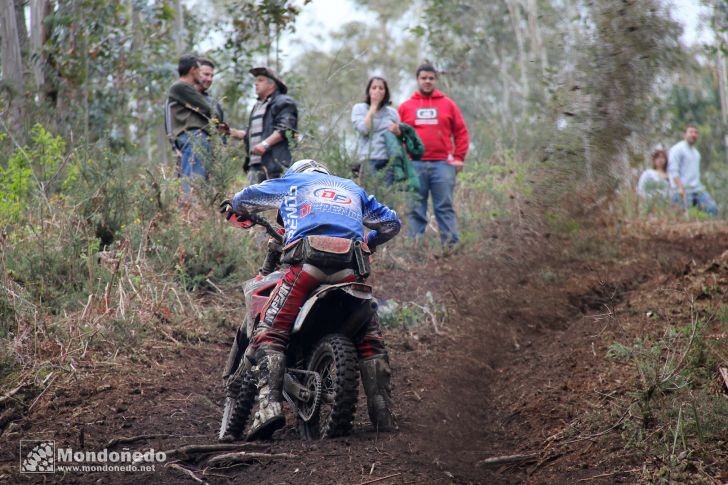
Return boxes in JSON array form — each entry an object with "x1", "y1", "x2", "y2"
[{"x1": 243, "y1": 67, "x2": 299, "y2": 183}]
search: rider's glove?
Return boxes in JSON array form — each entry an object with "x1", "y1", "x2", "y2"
[
  {"x1": 219, "y1": 199, "x2": 235, "y2": 214},
  {"x1": 219, "y1": 199, "x2": 254, "y2": 229},
  {"x1": 363, "y1": 234, "x2": 376, "y2": 254}
]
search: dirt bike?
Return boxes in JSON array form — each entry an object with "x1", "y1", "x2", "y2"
[{"x1": 218, "y1": 214, "x2": 378, "y2": 440}]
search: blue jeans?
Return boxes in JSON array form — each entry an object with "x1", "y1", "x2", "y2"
[
  {"x1": 408, "y1": 160, "x2": 459, "y2": 244},
  {"x1": 368, "y1": 159, "x2": 394, "y2": 186},
  {"x1": 671, "y1": 190, "x2": 718, "y2": 216},
  {"x1": 176, "y1": 130, "x2": 210, "y2": 193}
]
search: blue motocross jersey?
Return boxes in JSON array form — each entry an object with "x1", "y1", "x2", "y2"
[{"x1": 231, "y1": 173, "x2": 401, "y2": 247}]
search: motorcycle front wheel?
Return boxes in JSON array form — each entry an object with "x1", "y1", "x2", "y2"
[
  {"x1": 297, "y1": 334, "x2": 359, "y2": 439},
  {"x1": 218, "y1": 369, "x2": 257, "y2": 441}
]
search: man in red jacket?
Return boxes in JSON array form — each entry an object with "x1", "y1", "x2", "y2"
[{"x1": 398, "y1": 62, "x2": 469, "y2": 247}]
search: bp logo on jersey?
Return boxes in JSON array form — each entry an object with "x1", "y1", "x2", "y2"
[{"x1": 314, "y1": 188, "x2": 352, "y2": 205}]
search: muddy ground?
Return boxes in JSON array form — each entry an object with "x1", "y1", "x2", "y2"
[{"x1": 1, "y1": 221, "x2": 727, "y2": 484}]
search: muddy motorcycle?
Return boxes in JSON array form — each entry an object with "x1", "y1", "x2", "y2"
[{"x1": 218, "y1": 214, "x2": 378, "y2": 440}]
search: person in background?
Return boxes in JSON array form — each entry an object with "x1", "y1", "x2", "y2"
[
  {"x1": 637, "y1": 149, "x2": 669, "y2": 199},
  {"x1": 351, "y1": 76, "x2": 401, "y2": 184},
  {"x1": 164, "y1": 54, "x2": 213, "y2": 194},
  {"x1": 196, "y1": 58, "x2": 245, "y2": 141},
  {"x1": 398, "y1": 62, "x2": 469, "y2": 247},
  {"x1": 636, "y1": 149, "x2": 670, "y2": 215},
  {"x1": 243, "y1": 67, "x2": 299, "y2": 184},
  {"x1": 667, "y1": 125, "x2": 718, "y2": 216}
]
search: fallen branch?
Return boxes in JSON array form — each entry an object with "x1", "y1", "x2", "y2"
[
  {"x1": 205, "y1": 278, "x2": 224, "y2": 294},
  {"x1": 206, "y1": 451, "x2": 296, "y2": 467},
  {"x1": 159, "y1": 327, "x2": 181, "y2": 345},
  {"x1": 0, "y1": 382, "x2": 30, "y2": 407},
  {"x1": 360, "y1": 472, "x2": 402, "y2": 485},
  {"x1": 412, "y1": 302, "x2": 444, "y2": 335},
  {"x1": 719, "y1": 367, "x2": 728, "y2": 392},
  {"x1": 576, "y1": 467, "x2": 640, "y2": 482},
  {"x1": 559, "y1": 404, "x2": 632, "y2": 445},
  {"x1": 166, "y1": 463, "x2": 208, "y2": 484},
  {"x1": 106, "y1": 434, "x2": 174, "y2": 448},
  {"x1": 165, "y1": 443, "x2": 268, "y2": 458},
  {"x1": 133, "y1": 443, "x2": 268, "y2": 465},
  {"x1": 27, "y1": 373, "x2": 57, "y2": 413},
  {"x1": 477, "y1": 453, "x2": 539, "y2": 467}
]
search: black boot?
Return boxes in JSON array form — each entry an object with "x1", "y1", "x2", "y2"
[
  {"x1": 360, "y1": 355, "x2": 398, "y2": 431},
  {"x1": 247, "y1": 350, "x2": 286, "y2": 440}
]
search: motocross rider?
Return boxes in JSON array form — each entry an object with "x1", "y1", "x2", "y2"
[{"x1": 220, "y1": 159, "x2": 401, "y2": 440}]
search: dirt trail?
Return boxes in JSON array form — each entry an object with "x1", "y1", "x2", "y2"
[{"x1": 2, "y1": 223, "x2": 727, "y2": 484}]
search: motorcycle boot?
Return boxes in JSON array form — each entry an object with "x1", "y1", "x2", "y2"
[
  {"x1": 247, "y1": 350, "x2": 286, "y2": 440},
  {"x1": 360, "y1": 355, "x2": 398, "y2": 431}
]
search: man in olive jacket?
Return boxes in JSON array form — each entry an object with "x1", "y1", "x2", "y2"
[
  {"x1": 165, "y1": 54, "x2": 214, "y2": 193},
  {"x1": 243, "y1": 67, "x2": 298, "y2": 183}
]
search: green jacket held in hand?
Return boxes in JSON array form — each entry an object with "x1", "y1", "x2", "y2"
[{"x1": 383, "y1": 123, "x2": 423, "y2": 193}]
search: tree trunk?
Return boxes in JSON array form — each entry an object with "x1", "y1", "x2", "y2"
[
  {"x1": 714, "y1": 2, "x2": 728, "y2": 165},
  {"x1": 157, "y1": 124, "x2": 169, "y2": 168},
  {"x1": 1, "y1": 0, "x2": 25, "y2": 127},
  {"x1": 174, "y1": 0, "x2": 185, "y2": 56},
  {"x1": 129, "y1": 0, "x2": 143, "y2": 51},
  {"x1": 584, "y1": 116, "x2": 593, "y2": 181},
  {"x1": 717, "y1": 47, "x2": 728, "y2": 165},
  {"x1": 505, "y1": 0, "x2": 530, "y2": 105},
  {"x1": 14, "y1": 0, "x2": 28, "y2": 53},
  {"x1": 30, "y1": 0, "x2": 50, "y2": 93},
  {"x1": 523, "y1": 0, "x2": 549, "y2": 76}
]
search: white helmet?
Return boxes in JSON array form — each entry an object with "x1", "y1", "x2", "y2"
[{"x1": 286, "y1": 159, "x2": 330, "y2": 176}]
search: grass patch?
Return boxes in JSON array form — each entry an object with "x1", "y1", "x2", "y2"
[{"x1": 604, "y1": 312, "x2": 728, "y2": 482}]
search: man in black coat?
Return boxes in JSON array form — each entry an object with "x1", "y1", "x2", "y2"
[{"x1": 243, "y1": 67, "x2": 298, "y2": 183}]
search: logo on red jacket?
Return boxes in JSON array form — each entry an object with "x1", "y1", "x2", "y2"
[
  {"x1": 416, "y1": 108, "x2": 439, "y2": 125},
  {"x1": 314, "y1": 188, "x2": 352, "y2": 205}
]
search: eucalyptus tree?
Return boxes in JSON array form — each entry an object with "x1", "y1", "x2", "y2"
[
  {"x1": 1, "y1": 0, "x2": 26, "y2": 128},
  {"x1": 415, "y1": 0, "x2": 682, "y2": 191}
]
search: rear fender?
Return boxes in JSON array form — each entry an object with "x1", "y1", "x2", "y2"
[{"x1": 292, "y1": 283, "x2": 377, "y2": 338}]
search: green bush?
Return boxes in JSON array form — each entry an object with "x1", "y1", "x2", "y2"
[
  {"x1": 378, "y1": 291, "x2": 447, "y2": 331},
  {"x1": 0, "y1": 124, "x2": 67, "y2": 227},
  {"x1": 2, "y1": 220, "x2": 94, "y2": 314},
  {"x1": 0, "y1": 121, "x2": 269, "y2": 385}
]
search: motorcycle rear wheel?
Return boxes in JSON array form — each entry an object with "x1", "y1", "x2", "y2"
[
  {"x1": 298, "y1": 334, "x2": 359, "y2": 439},
  {"x1": 218, "y1": 369, "x2": 257, "y2": 441}
]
